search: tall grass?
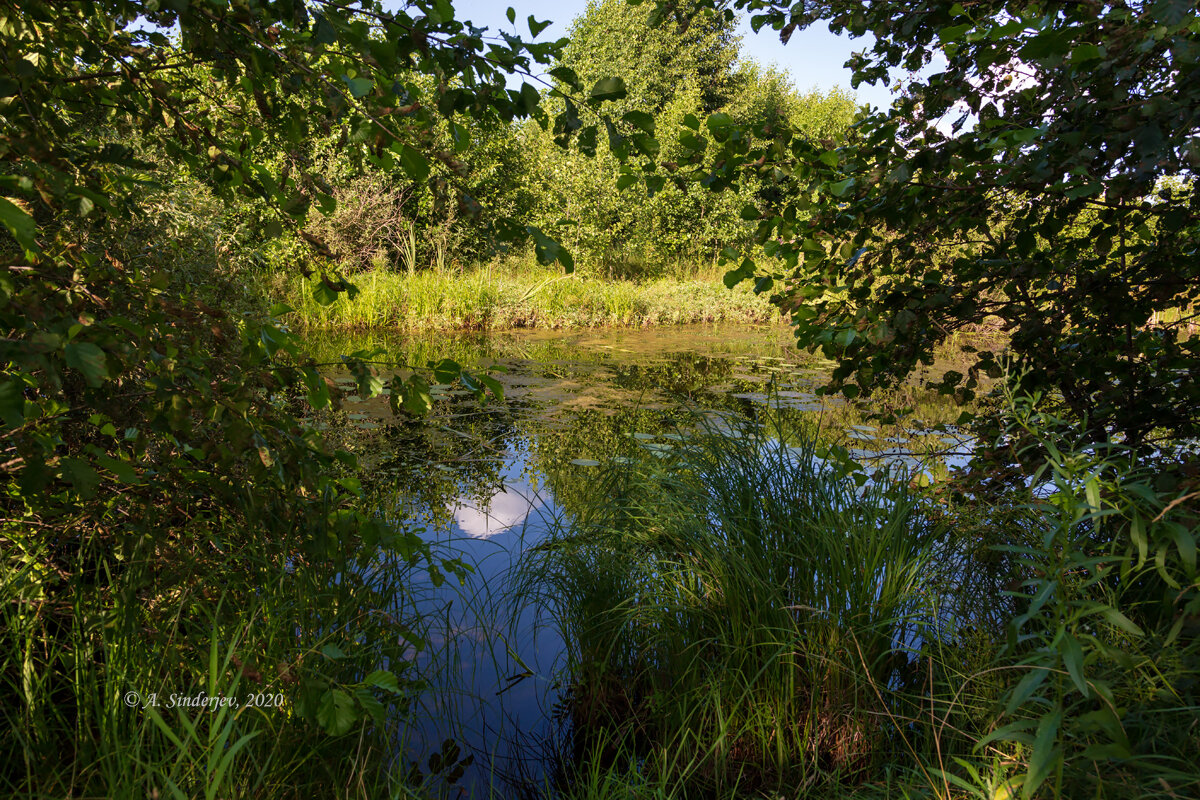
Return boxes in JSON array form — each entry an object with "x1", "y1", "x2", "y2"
[
  {"x1": 0, "y1": 494, "x2": 454, "y2": 799},
  {"x1": 517, "y1": 410, "x2": 961, "y2": 796},
  {"x1": 282, "y1": 259, "x2": 780, "y2": 332},
  {"x1": 515, "y1": 394, "x2": 1200, "y2": 799}
]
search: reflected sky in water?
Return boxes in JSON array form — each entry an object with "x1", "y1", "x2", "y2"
[
  {"x1": 318, "y1": 324, "x2": 979, "y2": 797},
  {"x1": 405, "y1": 455, "x2": 565, "y2": 797}
]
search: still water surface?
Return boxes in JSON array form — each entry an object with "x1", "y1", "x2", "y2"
[{"x1": 313, "y1": 323, "x2": 971, "y2": 795}]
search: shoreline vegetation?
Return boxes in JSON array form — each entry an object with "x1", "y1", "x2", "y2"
[
  {"x1": 5, "y1": 0, "x2": 1198, "y2": 797},
  {"x1": 276, "y1": 259, "x2": 783, "y2": 332}
]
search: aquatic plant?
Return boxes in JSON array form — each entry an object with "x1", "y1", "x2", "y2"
[{"x1": 518, "y1": 410, "x2": 957, "y2": 794}]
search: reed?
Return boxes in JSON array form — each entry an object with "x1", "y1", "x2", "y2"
[
  {"x1": 516, "y1": 410, "x2": 963, "y2": 796},
  {"x1": 281, "y1": 258, "x2": 779, "y2": 332}
]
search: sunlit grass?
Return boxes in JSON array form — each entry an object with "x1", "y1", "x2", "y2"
[{"x1": 281, "y1": 258, "x2": 780, "y2": 332}]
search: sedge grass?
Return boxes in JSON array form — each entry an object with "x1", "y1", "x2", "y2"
[
  {"x1": 515, "y1": 409, "x2": 965, "y2": 797},
  {"x1": 0, "y1": 494, "x2": 443, "y2": 799},
  {"x1": 281, "y1": 259, "x2": 780, "y2": 332}
]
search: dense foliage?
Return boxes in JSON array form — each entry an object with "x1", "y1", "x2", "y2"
[
  {"x1": 658, "y1": 0, "x2": 1200, "y2": 449},
  {"x1": 0, "y1": 0, "x2": 579, "y2": 794},
  {"x1": 4, "y1": 0, "x2": 1198, "y2": 797}
]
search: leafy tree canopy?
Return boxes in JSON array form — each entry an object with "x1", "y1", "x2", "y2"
[
  {"x1": 0, "y1": 0, "x2": 610, "y2": 624},
  {"x1": 643, "y1": 0, "x2": 1200, "y2": 449},
  {"x1": 561, "y1": 0, "x2": 742, "y2": 116}
]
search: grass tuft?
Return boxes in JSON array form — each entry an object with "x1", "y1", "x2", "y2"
[
  {"x1": 280, "y1": 258, "x2": 781, "y2": 332},
  {"x1": 517, "y1": 409, "x2": 959, "y2": 796}
]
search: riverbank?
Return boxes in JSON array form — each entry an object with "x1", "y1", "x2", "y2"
[{"x1": 274, "y1": 260, "x2": 782, "y2": 331}]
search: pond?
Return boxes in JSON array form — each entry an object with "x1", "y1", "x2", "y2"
[{"x1": 306, "y1": 323, "x2": 975, "y2": 796}]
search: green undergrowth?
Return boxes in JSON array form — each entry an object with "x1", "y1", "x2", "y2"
[
  {"x1": 519, "y1": 411, "x2": 963, "y2": 797},
  {"x1": 517, "y1": 399, "x2": 1200, "y2": 800},
  {"x1": 0, "y1": 482, "x2": 472, "y2": 800},
  {"x1": 277, "y1": 260, "x2": 781, "y2": 332}
]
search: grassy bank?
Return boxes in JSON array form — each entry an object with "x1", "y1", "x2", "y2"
[{"x1": 275, "y1": 260, "x2": 781, "y2": 331}]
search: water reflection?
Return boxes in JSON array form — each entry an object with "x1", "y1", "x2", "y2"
[
  {"x1": 450, "y1": 483, "x2": 543, "y2": 540},
  {"x1": 404, "y1": 457, "x2": 563, "y2": 797},
  {"x1": 310, "y1": 324, "x2": 978, "y2": 797}
]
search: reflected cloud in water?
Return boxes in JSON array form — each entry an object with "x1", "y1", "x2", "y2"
[{"x1": 449, "y1": 483, "x2": 543, "y2": 539}]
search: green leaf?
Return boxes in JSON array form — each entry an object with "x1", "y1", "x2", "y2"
[
  {"x1": 528, "y1": 15, "x2": 551, "y2": 37},
  {"x1": 589, "y1": 77, "x2": 627, "y2": 103},
  {"x1": 1173, "y1": 522, "x2": 1196, "y2": 573},
  {"x1": 553, "y1": 98, "x2": 581, "y2": 145},
  {"x1": 363, "y1": 669, "x2": 401, "y2": 694},
  {"x1": 519, "y1": 82, "x2": 540, "y2": 114},
  {"x1": 705, "y1": 111, "x2": 734, "y2": 141},
  {"x1": 401, "y1": 376, "x2": 433, "y2": 416},
  {"x1": 430, "y1": 359, "x2": 462, "y2": 384},
  {"x1": 397, "y1": 144, "x2": 430, "y2": 183},
  {"x1": 313, "y1": 280, "x2": 339, "y2": 306},
  {"x1": 343, "y1": 75, "x2": 374, "y2": 98},
  {"x1": 1023, "y1": 710, "x2": 1063, "y2": 799},
  {"x1": 630, "y1": 133, "x2": 659, "y2": 158},
  {"x1": 1069, "y1": 43, "x2": 1102, "y2": 64},
  {"x1": 477, "y1": 373, "x2": 504, "y2": 401},
  {"x1": 938, "y1": 23, "x2": 972, "y2": 43},
  {"x1": 316, "y1": 689, "x2": 358, "y2": 736},
  {"x1": 354, "y1": 688, "x2": 386, "y2": 723},
  {"x1": 622, "y1": 110, "x2": 655, "y2": 135},
  {"x1": 577, "y1": 125, "x2": 597, "y2": 157},
  {"x1": 527, "y1": 226, "x2": 573, "y2": 272},
  {"x1": 60, "y1": 458, "x2": 100, "y2": 497},
  {"x1": 0, "y1": 196, "x2": 36, "y2": 252},
  {"x1": 302, "y1": 367, "x2": 331, "y2": 410},
  {"x1": 1006, "y1": 667, "x2": 1049, "y2": 714},
  {"x1": 431, "y1": 0, "x2": 454, "y2": 23},
  {"x1": 977, "y1": 718, "x2": 1038, "y2": 750},
  {"x1": 549, "y1": 66, "x2": 582, "y2": 92},
  {"x1": 0, "y1": 380, "x2": 26, "y2": 427},
  {"x1": 1057, "y1": 634, "x2": 1089, "y2": 696},
  {"x1": 96, "y1": 454, "x2": 138, "y2": 484},
  {"x1": 1020, "y1": 28, "x2": 1074, "y2": 60},
  {"x1": 829, "y1": 178, "x2": 856, "y2": 197},
  {"x1": 1100, "y1": 607, "x2": 1144, "y2": 637},
  {"x1": 1064, "y1": 182, "x2": 1100, "y2": 199},
  {"x1": 312, "y1": 14, "x2": 337, "y2": 45},
  {"x1": 64, "y1": 342, "x2": 108, "y2": 387}
]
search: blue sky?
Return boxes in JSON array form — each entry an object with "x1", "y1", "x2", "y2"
[{"x1": 445, "y1": 0, "x2": 897, "y2": 111}]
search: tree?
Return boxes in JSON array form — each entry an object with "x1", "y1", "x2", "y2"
[
  {"x1": 524, "y1": 0, "x2": 858, "y2": 274},
  {"x1": 651, "y1": 0, "x2": 1200, "y2": 448},
  {"x1": 0, "y1": 0, "x2": 610, "y2": 777},
  {"x1": 561, "y1": 0, "x2": 743, "y2": 116},
  {"x1": 0, "y1": 0, "x2": 596, "y2": 544}
]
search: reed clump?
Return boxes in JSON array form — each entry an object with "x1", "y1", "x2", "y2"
[
  {"x1": 520, "y1": 411, "x2": 962, "y2": 796},
  {"x1": 521, "y1": 396, "x2": 1200, "y2": 800}
]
